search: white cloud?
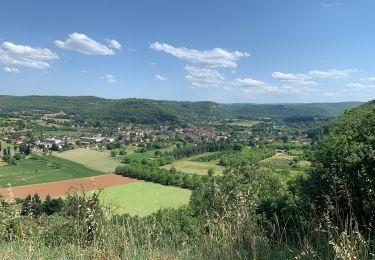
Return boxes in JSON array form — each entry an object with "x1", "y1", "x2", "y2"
[
  {"x1": 346, "y1": 83, "x2": 375, "y2": 89},
  {"x1": 233, "y1": 77, "x2": 281, "y2": 93},
  {"x1": 128, "y1": 48, "x2": 136, "y2": 52},
  {"x1": 272, "y1": 71, "x2": 317, "y2": 87},
  {"x1": 360, "y1": 77, "x2": 375, "y2": 81},
  {"x1": 150, "y1": 62, "x2": 157, "y2": 66},
  {"x1": 320, "y1": 2, "x2": 341, "y2": 8},
  {"x1": 150, "y1": 42, "x2": 249, "y2": 68},
  {"x1": 154, "y1": 74, "x2": 167, "y2": 81},
  {"x1": 102, "y1": 74, "x2": 116, "y2": 83},
  {"x1": 185, "y1": 65, "x2": 224, "y2": 87},
  {"x1": 3, "y1": 66, "x2": 20, "y2": 73},
  {"x1": 272, "y1": 71, "x2": 310, "y2": 81},
  {"x1": 55, "y1": 33, "x2": 118, "y2": 55},
  {"x1": 309, "y1": 69, "x2": 355, "y2": 79},
  {"x1": 0, "y1": 41, "x2": 58, "y2": 69},
  {"x1": 106, "y1": 38, "x2": 122, "y2": 50},
  {"x1": 234, "y1": 78, "x2": 266, "y2": 87}
]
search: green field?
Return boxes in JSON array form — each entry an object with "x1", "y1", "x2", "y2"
[
  {"x1": 55, "y1": 148, "x2": 122, "y2": 173},
  {"x1": 162, "y1": 154, "x2": 224, "y2": 175},
  {"x1": 0, "y1": 156, "x2": 103, "y2": 188},
  {"x1": 261, "y1": 154, "x2": 310, "y2": 176},
  {"x1": 122, "y1": 147, "x2": 174, "y2": 162},
  {"x1": 42, "y1": 130, "x2": 81, "y2": 136},
  {"x1": 227, "y1": 120, "x2": 260, "y2": 127},
  {"x1": 122, "y1": 150, "x2": 159, "y2": 162},
  {"x1": 98, "y1": 182, "x2": 191, "y2": 216}
]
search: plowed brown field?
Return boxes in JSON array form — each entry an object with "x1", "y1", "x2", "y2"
[{"x1": 0, "y1": 175, "x2": 141, "y2": 202}]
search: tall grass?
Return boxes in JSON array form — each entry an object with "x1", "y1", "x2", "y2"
[{"x1": 1, "y1": 189, "x2": 374, "y2": 259}]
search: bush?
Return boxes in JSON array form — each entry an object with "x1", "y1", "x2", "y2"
[
  {"x1": 119, "y1": 149, "x2": 127, "y2": 155},
  {"x1": 52, "y1": 161, "x2": 62, "y2": 169},
  {"x1": 110, "y1": 150, "x2": 118, "y2": 157},
  {"x1": 13, "y1": 153, "x2": 22, "y2": 160},
  {"x1": 208, "y1": 168, "x2": 215, "y2": 177}
]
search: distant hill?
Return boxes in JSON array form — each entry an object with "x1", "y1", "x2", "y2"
[
  {"x1": 220, "y1": 102, "x2": 362, "y2": 120},
  {"x1": 0, "y1": 95, "x2": 362, "y2": 124},
  {"x1": 0, "y1": 95, "x2": 106, "y2": 114},
  {"x1": 330, "y1": 99, "x2": 375, "y2": 132}
]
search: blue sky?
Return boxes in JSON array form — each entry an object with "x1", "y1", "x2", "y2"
[{"x1": 0, "y1": 0, "x2": 375, "y2": 103}]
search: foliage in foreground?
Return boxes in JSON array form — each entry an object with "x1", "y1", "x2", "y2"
[
  {"x1": 1, "y1": 159, "x2": 374, "y2": 259},
  {"x1": 304, "y1": 101, "x2": 375, "y2": 229}
]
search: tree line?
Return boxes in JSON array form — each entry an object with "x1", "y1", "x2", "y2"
[
  {"x1": 115, "y1": 163, "x2": 210, "y2": 189},
  {"x1": 172, "y1": 142, "x2": 242, "y2": 160}
]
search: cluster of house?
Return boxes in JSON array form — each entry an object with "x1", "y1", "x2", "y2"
[
  {"x1": 35, "y1": 138, "x2": 63, "y2": 149},
  {"x1": 116, "y1": 127, "x2": 231, "y2": 146},
  {"x1": 7, "y1": 135, "x2": 117, "y2": 151},
  {"x1": 174, "y1": 128, "x2": 229, "y2": 142},
  {"x1": 39, "y1": 136, "x2": 116, "y2": 149},
  {"x1": 30, "y1": 127, "x2": 231, "y2": 149},
  {"x1": 80, "y1": 136, "x2": 115, "y2": 145},
  {"x1": 5, "y1": 123, "x2": 311, "y2": 153}
]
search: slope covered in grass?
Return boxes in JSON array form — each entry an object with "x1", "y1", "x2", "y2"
[
  {"x1": 55, "y1": 149, "x2": 122, "y2": 173},
  {"x1": 0, "y1": 156, "x2": 103, "y2": 188}
]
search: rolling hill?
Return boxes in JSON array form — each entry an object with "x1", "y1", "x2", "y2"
[{"x1": 0, "y1": 95, "x2": 362, "y2": 124}]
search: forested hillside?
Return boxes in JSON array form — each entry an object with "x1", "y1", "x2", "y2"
[
  {"x1": 220, "y1": 101, "x2": 362, "y2": 120},
  {"x1": 0, "y1": 95, "x2": 361, "y2": 124}
]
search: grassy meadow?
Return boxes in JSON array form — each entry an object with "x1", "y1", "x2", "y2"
[
  {"x1": 162, "y1": 153, "x2": 224, "y2": 175},
  {"x1": 55, "y1": 148, "x2": 122, "y2": 173},
  {"x1": 41, "y1": 129, "x2": 81, "y2": 136},
  {"x1": 122, "y1": 147, "x2": 174, "y2": 162},
  {"x1": 98, "y1": 182, "x2": 192, "y2": 216},
  {"x1": 0, "y1": 156, "x2": 103, "y2": 188},
  {"x1": 227, "y1": 120, "x2": 260, "y2": 127},
  {"x1": 261, "y1": 153, "x2": 310, "y2": 176},
  {"x1": 162, "y1": 160, "x2": 223, "y2": 175}
]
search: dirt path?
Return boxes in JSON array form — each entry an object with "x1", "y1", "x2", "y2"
[{"x1": 0, "y1": 175, "x2": 141, "y2": 202}]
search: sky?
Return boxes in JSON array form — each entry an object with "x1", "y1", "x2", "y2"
[{"x1": 0, "y1": 0, "x2": 375, "y2": 103}]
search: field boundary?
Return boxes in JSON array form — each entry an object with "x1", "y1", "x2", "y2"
[
  {"x1": 0, "y1": 173, "x2": 109, "y2": 189},
  {"x1": 0, "y1": 175, "x2": 142, "y2": 201}
]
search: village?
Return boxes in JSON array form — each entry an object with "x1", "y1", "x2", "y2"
[
  {"x1": 0, "y1": 123, "x2": 232, "y2": 155},
  {"x1": 0, "y1": 118, "x2": 312, "y2": 160}
]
